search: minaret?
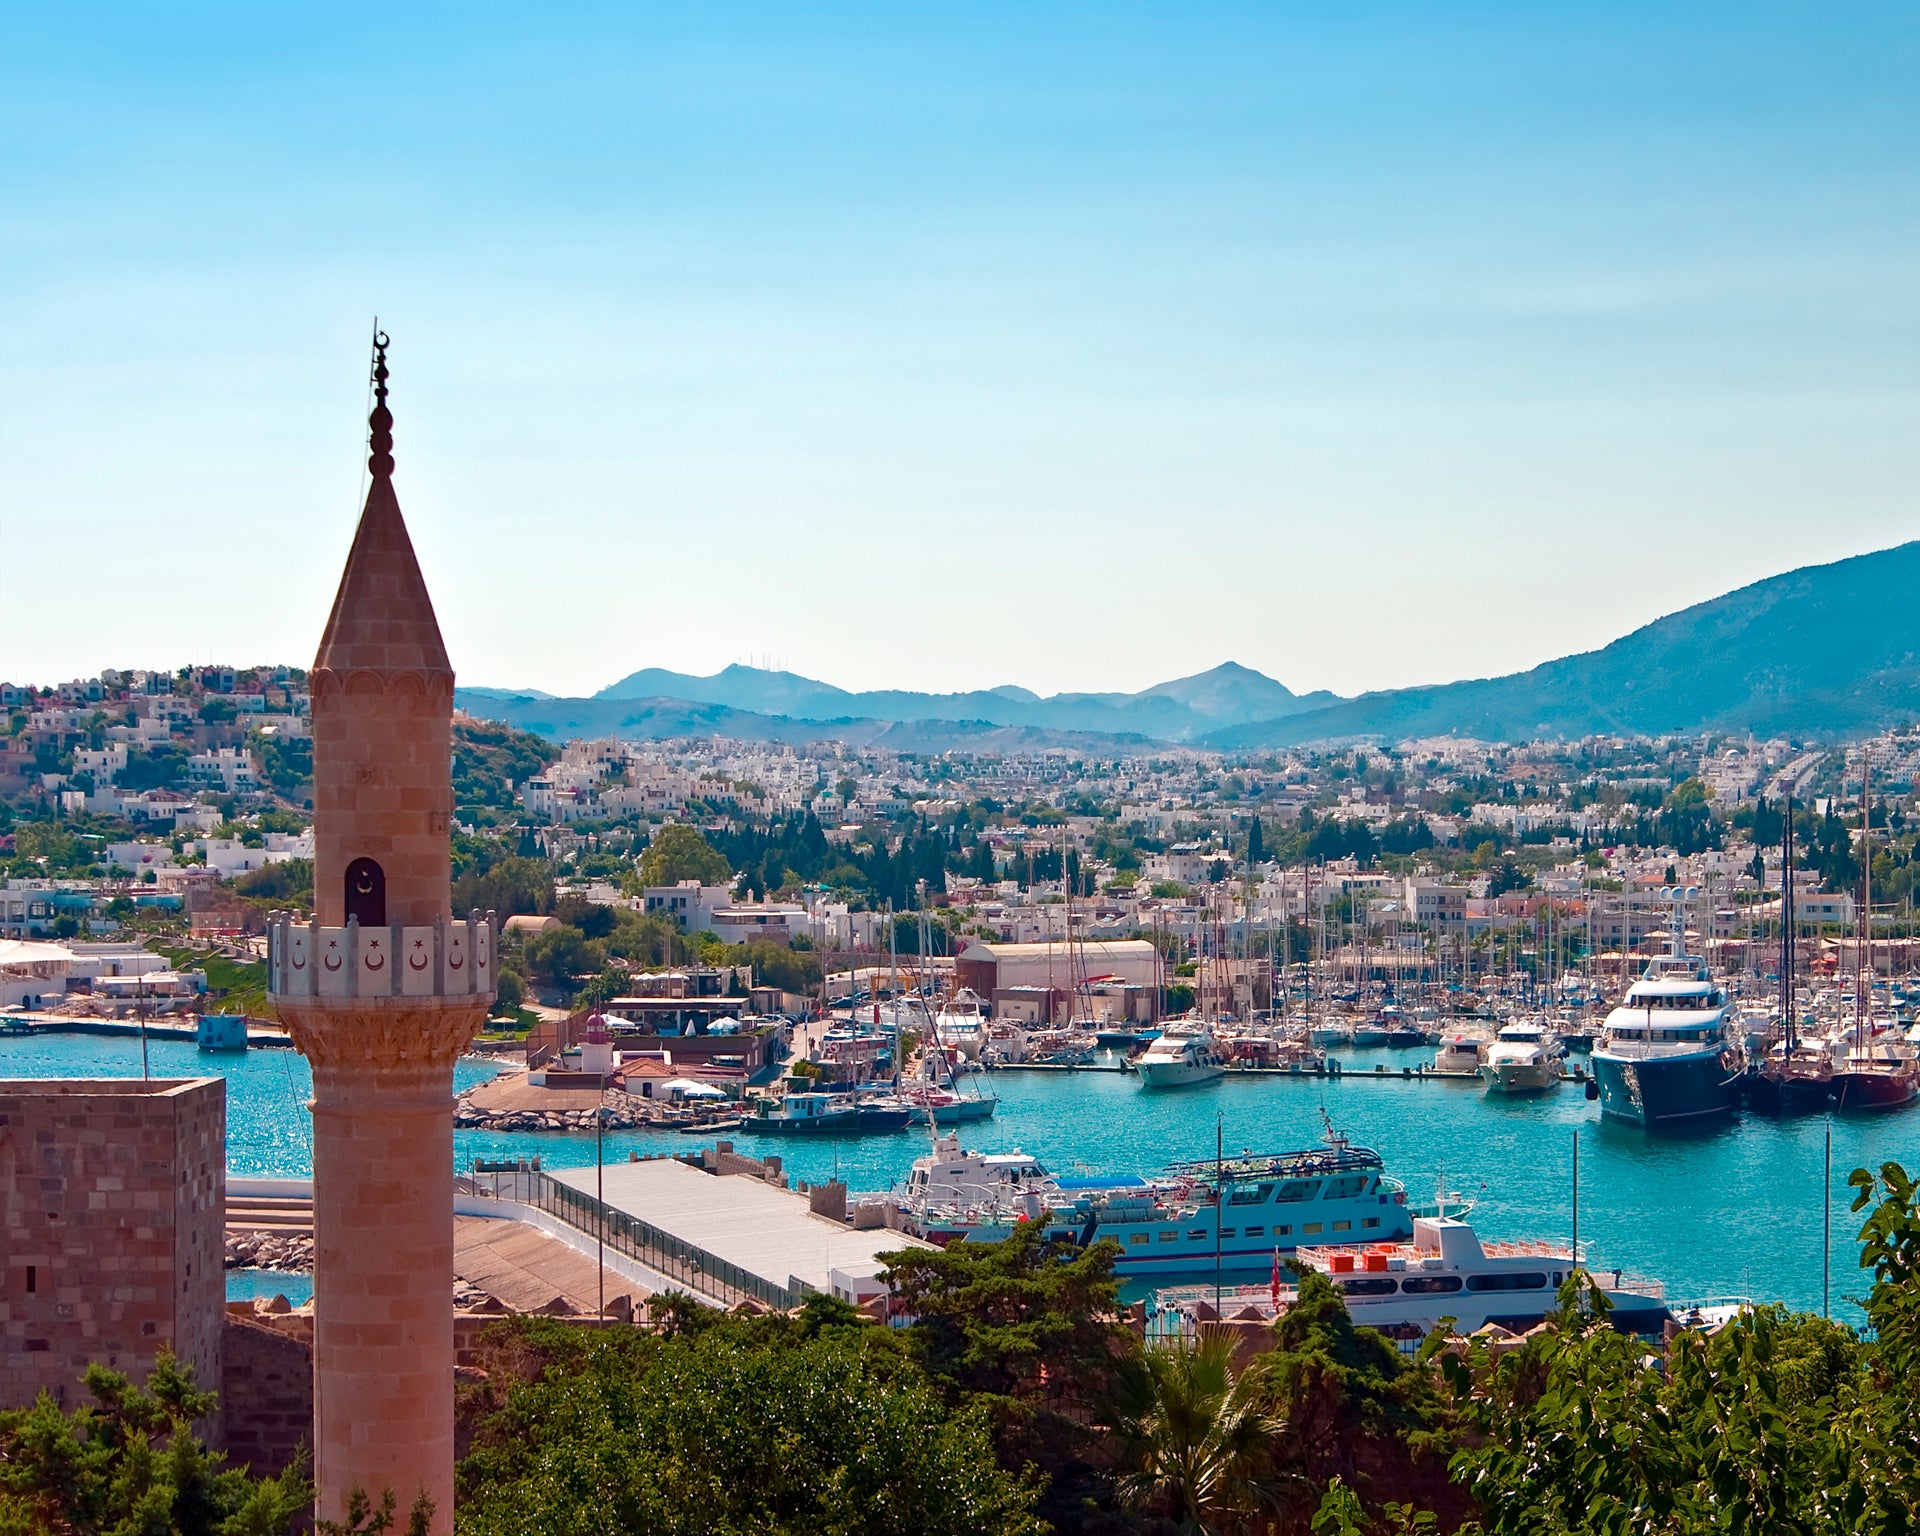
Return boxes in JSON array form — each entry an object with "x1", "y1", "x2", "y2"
[{"x1": 268, "y1": 334, "x2": 492, "y2": 1532}]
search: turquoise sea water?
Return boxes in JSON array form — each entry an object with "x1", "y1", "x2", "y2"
[{"x1": 4, "y1": 1035, "x2": 1909, "y2": 1320}]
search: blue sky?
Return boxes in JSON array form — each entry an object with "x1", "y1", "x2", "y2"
[{"x1": 3, "y1": 4, "x2": 1915, "y2": 700}]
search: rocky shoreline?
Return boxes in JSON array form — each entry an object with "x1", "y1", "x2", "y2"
[
  {"x1": 454, "y1": 1084, "x2": 655, "y2": 1133},
  {"x1": 225, "y1": 1231, "x2": 314, "y2": 1272}
]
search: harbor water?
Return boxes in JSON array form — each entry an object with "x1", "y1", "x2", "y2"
[{"x1": 3, "y1": 1034, "x2": 1906, "y2": 1320}]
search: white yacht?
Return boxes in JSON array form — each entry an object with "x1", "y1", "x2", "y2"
[
  {"x1": 893, "y1": 1134, "x2": 1057, "y2": 1236},
  {"x1": 1592, "y1": 941, "x2": 1743, "y2": 1127},
  {"x1": 1308, "y1": 1019, "x2": 1353, "y2": 1049},
  {"x1": 1155, "y1": 1214, "x2": 1669, "y2": 1342},
  {"x1": 1480, "y1": 1020, "x2": 1563, "y2": 1094},
  {"x1": 933, "y1": 988, "x2": 989, "y2": 1058},
  {"x1": 1136, "y1": 1027, "x2": 1226, "y2": 1088},
  {"x1": 1433, "y1": 1022, "x2": 1494, "y2": 1074}
]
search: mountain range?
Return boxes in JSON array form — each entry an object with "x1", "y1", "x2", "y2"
[{"x1": 456, "y1": 541, "x2": 1918, "y2": 750}]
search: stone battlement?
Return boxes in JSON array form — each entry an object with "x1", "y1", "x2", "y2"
[{"x1": 265, "y1": 911, "x2": 496, "y2": 1002}]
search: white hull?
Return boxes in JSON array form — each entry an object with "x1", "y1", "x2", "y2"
[
  {"x1": 1479, "y1": 1056, "x2": 1559, "y2": 1094},
  {"x1": 1137, "y1": 1057, "x2": 1226, "y2": 1089}
]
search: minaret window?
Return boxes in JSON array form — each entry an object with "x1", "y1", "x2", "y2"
[{"x1": 345, "y1": 857, "x2": 386, "y2": 926}]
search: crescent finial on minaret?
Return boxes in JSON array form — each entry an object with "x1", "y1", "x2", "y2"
[{"x1": 368, "y1": 325, "x2": 395, "y2": 479}]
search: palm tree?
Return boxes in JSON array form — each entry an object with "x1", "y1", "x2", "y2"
[{"x1": 1114, "y1": 1329, "x2": 1281, "y2": 1535}]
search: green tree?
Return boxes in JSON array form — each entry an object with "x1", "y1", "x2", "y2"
[
  {"x1": 455, "y1": 1316, "x2": 1044, "y2": 1536},
  {"x1": 451, "y1": 854, "x2": 553, "y2": 918},
  {"x1": 0, "y1": 1353, "x2": 308, "y2": 1536},
  {"x1": 638, "y1": 824, "x2": 732, "y2": 888},
  {"x1": 882, "y1": 1219, "x2": 1136, "y2": 1522},
  {"x1": 1258, "y1": 1270, "x2": 1459, "y2": 1528},
  {"x1": 521, "y1": 924, "x2": 600, "y2": 988},
  {"x1": 1442, "y1": 1160, "x2": 1920, "y2": 1536},
  {"x1": 1114, "y1": 1330, "x2": 1281, "y2": 1534}
]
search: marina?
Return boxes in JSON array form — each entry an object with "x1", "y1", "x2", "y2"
[{"x1": 1, "y1": 1026, "x2": 1904, "y2": 1319}]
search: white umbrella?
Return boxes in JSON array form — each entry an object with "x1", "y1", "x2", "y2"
[{"x1": 661, "y1": 1077, "x2": 727, "y2": 1100}]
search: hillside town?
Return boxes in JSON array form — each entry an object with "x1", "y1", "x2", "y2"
[{"x1": 4, "y1": 660, "x2": 1915, "y2": 1018}]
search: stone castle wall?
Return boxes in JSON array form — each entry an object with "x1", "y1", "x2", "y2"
[
  {"x1": 0, "y1": 1078, "x2": 225, "y2": 1421},
  {"x1": 221, "y1": 1312, "x2": 314, "y2": 1479}
]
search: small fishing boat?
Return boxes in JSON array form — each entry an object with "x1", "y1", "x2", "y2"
[{"x1": 736, "y1": 1090, "x2": 915, "y2": 1136}]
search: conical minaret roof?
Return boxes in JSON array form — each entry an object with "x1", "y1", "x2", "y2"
[{"x1": 313, "y1": 332, "x2": 452, "y2": 677}]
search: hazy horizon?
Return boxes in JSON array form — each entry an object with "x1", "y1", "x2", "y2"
[{"x1": 4, "y1": 6, "x2": 1916, "y2": 696}]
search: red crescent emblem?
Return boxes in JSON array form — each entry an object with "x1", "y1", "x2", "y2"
[
  {"x1": 449, "y1": 952, "x2": 464, "y2": 970},
  {"x1": 323, "y1": 955, "x2": 343, "y2": 971},
  {"x1": 291, "y1": 956, "x2": 307, "y2": 970},
  {"x1": 365, "y1": 953, "x2": 385, "y2": 971},
  {"x1": 408, "y1": 953, "x2": 429, "y2": 971}
]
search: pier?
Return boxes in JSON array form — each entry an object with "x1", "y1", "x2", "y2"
[{"x1": 0, "y1": 1013, "x2": 296, "y2": 1048}]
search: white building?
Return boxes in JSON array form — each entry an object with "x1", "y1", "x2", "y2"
[
  {"x1": 1403, "y1": 878, "x2": 1468, "y2": 935},
  {"x1": 642, "y1": 881, "x2": 734, "y2": 935}
]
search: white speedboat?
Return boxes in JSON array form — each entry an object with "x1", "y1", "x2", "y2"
[
  {"x1": 1308, "y1": 1020, "x2": 1353, "y2": 1048},
  {"x1": 1136, "y1": 1028, "x2": 1226, "y2": 1089},
  {"x1": 1479, "y1": 1020, "x2": 1563, "y2": 1094}
]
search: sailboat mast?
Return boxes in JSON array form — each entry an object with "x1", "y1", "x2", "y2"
[
  {"x1": 1781, "y1": 795, "x2": 1795, "y2": 1054},
  {"x1": 1857, "y1": 751, "x2": 1870, "y2": 1047}
]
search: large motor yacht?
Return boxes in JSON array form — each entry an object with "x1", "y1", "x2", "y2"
[
  {"x1": 1479, "y1": 1020, "x2": 1564, "y2": 1094},
  {"x1": 1591, "y1": 932, "x2": 1743, "y2": 1128}
]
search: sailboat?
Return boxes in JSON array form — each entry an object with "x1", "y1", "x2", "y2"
[
  {"x1": 1830, "y1": 753, "x2": 1918, "y2": 1111},
  {"x1": 1751, "y1": 795, "x2": 1834, "y2": 1113}
]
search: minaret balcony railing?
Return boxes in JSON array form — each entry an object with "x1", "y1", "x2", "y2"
[{"x1": 265, "y1": 910, "x2": 497, "y2": 1001}]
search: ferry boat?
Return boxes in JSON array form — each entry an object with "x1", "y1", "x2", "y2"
[
  {"x1": 1136, "y1": 1027, "x2": 1226, "y2": 1088},
  {"x1": 1479, "y1": 1020, "x2": 1563, "y2": 1095},
  {"x1": 1154, "y1": 1214, "x2": 1670, "y2": 1341},
  {"x1": 925, "y1": 1132, "x2": 1470, "y2": 1277},
  {"x1": 1590, "y1": 934, "x2": 1743, "y2": 1128}
]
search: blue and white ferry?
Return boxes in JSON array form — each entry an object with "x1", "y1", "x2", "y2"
[
  {"x1": 904, "y1": 1129, "x2": 1469, "y2": 1278},
  {"x1": 1590, "y1": 925, "x2": 1744, "y2": 1128}
]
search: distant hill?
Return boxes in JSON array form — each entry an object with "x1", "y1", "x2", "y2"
[
  {"x1": 1203, "y1": 541, "x2": 1920, "y2": 749},
  {"x1": 448, "y1": 691, "x2": 1160, "y2": 753},
  {"x1": 588, "y1": 660, "x2": 1338, "y2": 742},
  {"x1": 457, "y1": 543, "x2": 1917, "y2": 751}
]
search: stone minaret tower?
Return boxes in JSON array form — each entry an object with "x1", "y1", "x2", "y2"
[{"x1": 268, "y1": 334, "x2": 492, "y2": 1531}]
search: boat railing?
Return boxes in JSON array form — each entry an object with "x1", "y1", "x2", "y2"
[
  {"x1": 1165, "y1": 1144, "x2": 1385, "y2": 1180},
  {"x1": 462, "y1": 1161, "x2": 804, "y2": 1311}
]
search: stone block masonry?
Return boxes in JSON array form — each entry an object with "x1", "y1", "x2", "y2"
[{"x1": 0, "y1": 1077, "x2": 225, "y2": 1428}]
